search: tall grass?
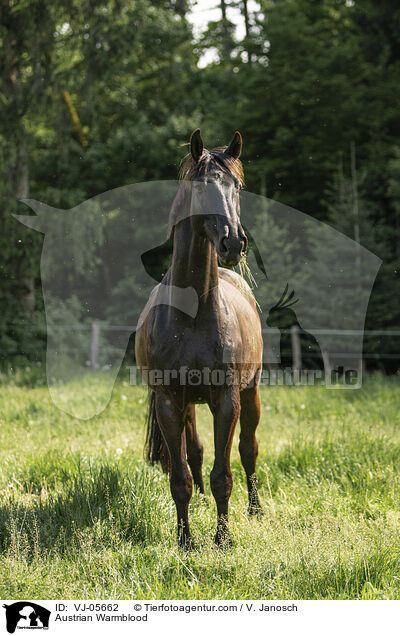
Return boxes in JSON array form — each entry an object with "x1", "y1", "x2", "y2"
[{"x1": 0, "y1": 370, "x2": 399, "y2": 599}]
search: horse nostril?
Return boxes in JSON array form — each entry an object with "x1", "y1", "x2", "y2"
[
  {"x1": 241, "y1": 234, "x2": 248, "y2": 255},
  {"x1": 220, "y1": 237, "x2": 229, "y2": 255}
]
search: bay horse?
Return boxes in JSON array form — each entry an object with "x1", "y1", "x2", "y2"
[{"x1": 135, "y1": 129, "x2": 263, "y2": 548}]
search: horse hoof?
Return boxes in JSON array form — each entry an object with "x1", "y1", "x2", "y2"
[
  {"x1": 179, "y1": 535, "x2": 194, "y2": 551},
  {"x1": 214, "y1": 531, "x2": 233, "y2": 550},
  {"x1": 248, "y1": 505, "x2": 265, "y2": 518}
]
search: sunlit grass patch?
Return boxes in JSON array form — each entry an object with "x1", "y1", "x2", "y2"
[{"x1": 0, "y1": 371, "x2": 399, "y2": 599}]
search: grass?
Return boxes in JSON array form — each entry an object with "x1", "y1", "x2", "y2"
[{"x1": 0, "y1": 368, "x2": 399, "y2": 599}]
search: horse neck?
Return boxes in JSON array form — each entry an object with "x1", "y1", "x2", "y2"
[{"x1": 170, "y1": 218, "x2": 219, "y2": 309}]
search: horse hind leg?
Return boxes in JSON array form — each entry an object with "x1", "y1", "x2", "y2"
[
  {"x1": 239, "y1": 385, "x2": 263, "y2": 516},
  {"x1": 185, "y1": 405, "x2": 205, "y2": 495}
]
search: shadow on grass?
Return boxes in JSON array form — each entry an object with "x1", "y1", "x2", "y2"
[{"x1": 0, "y1": 461, "x2": 169, "y2": 556}]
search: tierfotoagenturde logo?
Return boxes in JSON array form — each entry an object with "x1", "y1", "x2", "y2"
[
  {"x1": 15, "y1": 181, "x2": 381, "y2": 418},
  {"x1": 3, "y1": 602, "x2": 51, "y2": 633}
]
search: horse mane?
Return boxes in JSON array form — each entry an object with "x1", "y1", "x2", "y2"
[{"x1": 167, "y1": 146, "x2": 244, "y2": 239}]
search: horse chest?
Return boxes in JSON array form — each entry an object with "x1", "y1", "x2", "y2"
[{"x1": 150, "y1": 323, "x2": 224, "y2": 371}]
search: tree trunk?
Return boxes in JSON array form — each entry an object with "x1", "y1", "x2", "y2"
[
  {"x1": 220, "y1": 0, "x2": 232, "y2": 58},
  {"x1": 242, "y1": 0, "x2": 253, "y2": 64},
  {"x1": 3, "y1": 11, "x2": 35, "y2": 311},
  {"x1": 350, "y1": 141, "x2": 361, "y2": 275},
  {"x1": 174, "y1": 0, "x2": 187, "y2": 17},
  {"x1": 15, "y1": 128, "x2": 35, "y2": 312}
]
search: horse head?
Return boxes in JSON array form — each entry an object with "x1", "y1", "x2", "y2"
[{"x1": 180, "y1": 128, "x2": 247, "y2": 267}]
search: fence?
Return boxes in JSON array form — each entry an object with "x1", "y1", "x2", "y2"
[
  {"x1": 4, "y1": 322, "x2": 400, "y2": 369},
  {"x1": 85, "y1": 323, "x2": 400, "y2": 369}
]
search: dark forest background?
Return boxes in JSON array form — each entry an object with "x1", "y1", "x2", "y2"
[{"x1": 1, "y1": 0, "x2": 399, "y2": 370}]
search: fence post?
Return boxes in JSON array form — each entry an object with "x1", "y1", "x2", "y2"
[
  {"x1": 291, "y1": 325, "x2": 301, "y2": 372},
  {"x1": 91, "y1": 321, "x2": 100, "y2": 369},
  {"x1": 321, "y1": 350, "x2": 331, "y2": 382}
]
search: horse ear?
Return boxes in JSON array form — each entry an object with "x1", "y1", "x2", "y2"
[
  {"x1": 190, "y1": 128, "x2": 204, "y2": 163},
  {"x1": 225, "y1": 131, "x2": 242, "y2": 159}
]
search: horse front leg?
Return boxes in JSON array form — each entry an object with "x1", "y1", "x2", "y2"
[
  {"x1": 210, "y1": 387, "x2": 240, "y2": 548},
  {"x1": 155, "y1": 392, "x2": 193, "y2": 548},
  {"x1": 239, "y1": 385, "x2": 263, "y2": 515}
]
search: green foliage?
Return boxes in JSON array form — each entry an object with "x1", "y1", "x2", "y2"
[{"x1": 1, "y1": 0, "x2": 400, "y2": 365}]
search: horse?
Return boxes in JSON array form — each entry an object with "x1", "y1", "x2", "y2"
[{"x1": 135, "y1": 129, "x2": 263, "y2": 548}]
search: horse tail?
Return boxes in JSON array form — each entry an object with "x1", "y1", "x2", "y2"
[{"x1": 145, "y1": 390, "x2": 171, "y2": 474}]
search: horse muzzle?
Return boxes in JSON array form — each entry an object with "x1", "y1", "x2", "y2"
[{"x1": 218, "y1": 236, "x2": 246, "y2": 267}]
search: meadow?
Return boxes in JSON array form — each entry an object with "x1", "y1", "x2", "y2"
[{"x1": 0, "y1": 368, "x2": 399, "y2": 600}]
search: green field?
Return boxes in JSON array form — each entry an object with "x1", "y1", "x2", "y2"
[{"x1": 0, "y1": 369, "x2": 399, "y2": 600}]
